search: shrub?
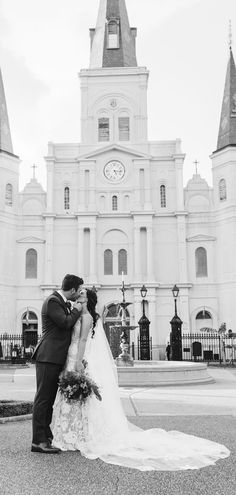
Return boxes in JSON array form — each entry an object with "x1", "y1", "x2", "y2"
[{"x1": 0, "y1": 400, "x2": 33, "y2": 417}]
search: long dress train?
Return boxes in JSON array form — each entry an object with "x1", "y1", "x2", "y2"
[{"x1": 52, "y1": 318, "x2": 230, "y2": 471}]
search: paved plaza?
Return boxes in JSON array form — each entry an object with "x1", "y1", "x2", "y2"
[{"x1": 0, "y1": 366, "x2": 236, "y2": 494}]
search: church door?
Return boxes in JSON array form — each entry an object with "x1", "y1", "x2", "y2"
[{"x1": 22, "y1": 311, "x2": 38, "y2": 350}]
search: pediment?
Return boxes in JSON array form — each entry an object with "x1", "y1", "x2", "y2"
[
  {"x1": 78, "y1": 144, "x2": 151, "y2": 160},
  {"x1": 17, "y1": 236, "x2": 45, "y2": 244},
  {"x1": 186, "y1": 234, "x2": 216, "y2": 242}
]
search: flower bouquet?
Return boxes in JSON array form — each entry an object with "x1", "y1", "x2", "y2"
[{"x1": 58, "y1": 362, "x2": 102, "y2": 405}]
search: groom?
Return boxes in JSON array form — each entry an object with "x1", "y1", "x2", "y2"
[{"x1": 31, "y1": 274, "x2": 84, "y2": 454}]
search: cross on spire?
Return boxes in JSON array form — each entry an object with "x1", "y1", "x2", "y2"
[
  {"x1": 31, "y1": 163, "x2": 38, "y2": 179},
  {"x1": 193, "y1": 159, "x2": 199, "y2": 175}
]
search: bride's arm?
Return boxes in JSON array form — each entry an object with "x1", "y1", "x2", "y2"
[{"x1": 75, "y1": 313, "x2": 93, "y2": 371}]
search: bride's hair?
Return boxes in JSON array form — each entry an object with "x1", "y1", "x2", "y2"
[{"x1": 86, "y1": 289, "x2": 99, "y2": 337}]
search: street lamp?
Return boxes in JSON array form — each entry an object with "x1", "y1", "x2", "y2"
[
  {"x1": 138, "y1": 285, "x2": 150, "y2": 360},
  {"x1": 140, "y1": 284, "x2": 147, "y2": 315},
  {"x1": 170, "y1": 284, "x2": 182, "y2": 361},
  {"x1": 172, "y1": 284, "x2": 179, "y2": 316}
]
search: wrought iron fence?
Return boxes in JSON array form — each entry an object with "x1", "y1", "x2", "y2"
[
  {"x1": 0, "y1": 333, "x2": 40, "y2": 362},
  {"x1": 181, "y1": 333, "x2": 236, "y2": 363}
]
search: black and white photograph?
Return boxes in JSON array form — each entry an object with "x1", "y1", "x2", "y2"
[{"x1": 0, "y1": 0, "x2": 236, "y2": 493}]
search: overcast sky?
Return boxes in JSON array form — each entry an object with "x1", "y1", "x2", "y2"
[{"x1": 0, "y1": 0, "x2": 235, "y2": 190}]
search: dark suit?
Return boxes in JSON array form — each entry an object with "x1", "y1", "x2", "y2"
[{"x1": 32, "y1": 291, "x2": 80, "y2": 444}]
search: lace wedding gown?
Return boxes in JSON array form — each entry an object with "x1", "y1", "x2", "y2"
[{"x1": 52, "y1": 318, "x2": 230, "y2": 471}]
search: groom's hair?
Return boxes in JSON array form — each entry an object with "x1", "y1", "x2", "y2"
[{"x1": 61, "y1": 274, "x2": 84, "y2": 291}]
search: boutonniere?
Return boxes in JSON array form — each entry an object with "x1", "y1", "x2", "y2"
[{"x1": 65, "y1": 301, "x2": 72, "y2": 313}]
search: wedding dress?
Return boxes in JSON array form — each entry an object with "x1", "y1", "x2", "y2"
[{"x1": 52, "y1": 318, "x2": 230, "y2": 471}]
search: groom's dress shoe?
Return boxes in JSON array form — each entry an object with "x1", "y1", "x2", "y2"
[{"x1": 31, "y1": 442, "x2": 61, "y2": 454}]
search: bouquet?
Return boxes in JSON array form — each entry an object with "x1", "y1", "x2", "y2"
[{"x1": 58, "y1": 361, "x2": 102, "y2": 405}]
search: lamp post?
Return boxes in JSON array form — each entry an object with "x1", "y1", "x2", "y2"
[
  {"x1": 170, "y1": 284, "x2": 183, "y2": 361},
  {"x1": 138, "y1": 284, "x2": 150, "y2": 360}
]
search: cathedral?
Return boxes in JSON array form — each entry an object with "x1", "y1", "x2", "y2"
[{"x1": 0, "y1": 0, "x2": 236, "y2": 359}]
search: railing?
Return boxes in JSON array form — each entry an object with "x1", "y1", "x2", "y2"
[
  {"x1": 0, "y1": 334, "x2": 40, "y2": 362},
  {"x1": 181, "y1": 333, "x2": 236, "y2": 364}
]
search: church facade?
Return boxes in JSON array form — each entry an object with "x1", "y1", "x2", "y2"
[{"x1": 1, "y1": 0, "x2": 236, "y2": 359}]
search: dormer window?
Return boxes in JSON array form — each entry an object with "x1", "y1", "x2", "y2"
[{"x1": 107, "y1": 20, "x2": 119, "y2": 49}]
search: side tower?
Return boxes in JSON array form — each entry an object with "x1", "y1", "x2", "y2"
[
  {"x1": 0, "y1": 69, "x2": 20, "y2": 331},
  {"x1": 211, "y1": 45, "x2": 236, "y2": 330}
]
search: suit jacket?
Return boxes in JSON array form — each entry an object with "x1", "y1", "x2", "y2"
[{"x1": 32, "y1": 291, "x2": 81, "y2": 365}]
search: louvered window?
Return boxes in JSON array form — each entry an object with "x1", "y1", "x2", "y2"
[
  {"x1": 98, "y1": 118, "x2": 109, "y2": 141},
  {"x1": 119, "y1": 117, "x2": 130, "y2": 141},
  {"x1": 107, "y1": 21, "x2": 119, "y2": 49}
]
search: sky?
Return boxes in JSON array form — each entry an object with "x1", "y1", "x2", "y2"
[{"x1": 0, "y1": 0, "x2": 235, "y2": 190}]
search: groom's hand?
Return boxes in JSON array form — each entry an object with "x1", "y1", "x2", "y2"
[{"x1": 73, "y1": 301, "x2": 82, "y2": 312}]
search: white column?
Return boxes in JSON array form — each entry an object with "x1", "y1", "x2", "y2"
[
  {"x1": 147, "y1": 225, "x2": 154, "y2": 281},
  {"x1": 134, "y1": 224, "x2": 141, "y2": 281},
  {"x1": 89, "y1": 224, "x2": 97, "y2": 284},
  {"x1": 176, "y1": 214, "x2": 188, "y2": 283},
  {"x1": 78, "y1": 165, "x2": 85, "y2": 211},
  {"x1": 77, "y1": 222, "x2": 84, "y2": 275},
  {"x1": 144, "y1": 166, "x2": 152, "y2": 210},
  {"x1": 44, "y1": 216, "x2": 54, "y2": 284},
  {"x1": 174, "y1": 155, "x2": 185, "y2": 211},
  {"x1": 46, "y1": 162, "x2": 54, "y2": 213},
  {"x1": 89, "y1": 164, "x2": 96, "y2": 210}
]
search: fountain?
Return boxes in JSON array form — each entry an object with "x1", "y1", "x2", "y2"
[{"x1": 113, "y1": 278, "x2": 214, "y2": 387}]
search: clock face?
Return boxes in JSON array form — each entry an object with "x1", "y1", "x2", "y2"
[{"x1": 104, "y1": 161, "x2": 125, "y2": 182}]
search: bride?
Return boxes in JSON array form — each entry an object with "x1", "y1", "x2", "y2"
[{"x1": 52, "y1": 289, "x2": 230, "y2": 471}]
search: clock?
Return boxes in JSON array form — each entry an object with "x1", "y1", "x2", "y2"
[{"x1": 104, "y1": 161, "x2": 125, "y2": 182}]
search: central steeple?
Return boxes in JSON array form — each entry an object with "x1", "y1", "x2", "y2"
[{"x1": 89, "y1": 0, "x2": 137, "y2": 68}]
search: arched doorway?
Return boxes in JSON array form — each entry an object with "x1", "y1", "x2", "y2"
[
  {"x1": 103, "y1": 303, "x2": 130, "y2": 358},
  {"x1": 196, "y1": 310, "x2": 213, "y2": 332},
  {"x1": 22, "y1": 311, "x2": 38, "y2": 349}
]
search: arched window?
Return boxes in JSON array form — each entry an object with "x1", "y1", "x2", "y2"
[
  {"x1": 25, "y1": 249, "x2": 37, "y2": 279},
  {"x1": 112, "y1": 195, "x2": 118, "y2": 211},
  {"x1": 160, "y1": 184, "x2": 166, "y2": 208},
  {"x1": 98, "y1": 118, "x2": 109, "y2": 141},
  {"x1": 119, "y1": 116, "x2": 130, "y2": 141},
  {"x1": 104, "y1": 249, "x2": 113, "y2": 275},
  {"x1": 64, "y1": 187, "x2": 70, "y2": 210},
  {"x1": 195, "y1": 247, "x2": 208, "y2": 277},
  {"x1": 5, "y1": 183, "x2": 13, "y2": 206},
  {"x1": 107, "y1": 20, "x2": 119, "y2": 49},
  {"x1": 118, "y1": 249, "x2": 127, "y2": 275},
  {"x1": 219, "y1": 179, "x2": 226, "y2": 201},
  {"x1": 196, "y1": 310, "x2": 211, "y2": 320}
]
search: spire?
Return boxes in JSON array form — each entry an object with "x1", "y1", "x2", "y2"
[
  {"x1": 216, "y1": 47, "x2": 236, "y2": 151},
  {"x1": 0, "y1": 69, "x2": 13, "y2": 154},
  {"x1": 89, "y1": 0, "x2": 137, "y2": 68}
]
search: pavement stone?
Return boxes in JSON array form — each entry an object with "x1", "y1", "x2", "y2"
[
  {"x1": 0, "y1": 416, "x2": 235, "y2": 495},
  {"x1": 1, "y1": 365, "x2": 236, "y2": 494}
]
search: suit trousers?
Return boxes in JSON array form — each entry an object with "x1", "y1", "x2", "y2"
[{"x1": 32, "y1": 362, "x2": 63, "y2": 444}]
